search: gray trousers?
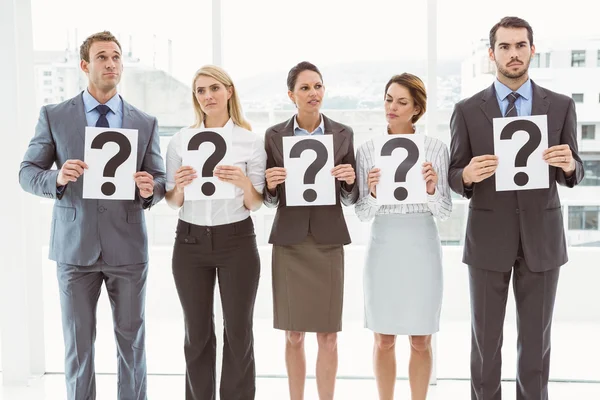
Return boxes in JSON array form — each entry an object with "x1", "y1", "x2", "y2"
[
  {"x1": 57, "y1": 259, "x2": 148, "y2": 400},
  {"x1": 469, "y1": 246, "x2": 560, "y2": 400}
]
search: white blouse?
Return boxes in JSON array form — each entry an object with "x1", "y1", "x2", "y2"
[
  {"x1": 166, "y1": 119, "x2": 267, "y2": 226},
  {"x1": 355, "y1": 133, "x2": 452, "y2": 222}
]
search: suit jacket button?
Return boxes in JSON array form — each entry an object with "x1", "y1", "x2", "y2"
[
  {"x1": 516, "y1": 208, "x2": 520, "y2": 214},
  {"x1": 98, "y1": 206, "x2": 106, "y2": 213}
]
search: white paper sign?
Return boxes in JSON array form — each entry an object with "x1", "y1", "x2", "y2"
[
  {"x1": 83, "y1": 127, "x2": 138, "y2": 200},
  {"x1": 283, "y1": 135, "x2": 335, "y2": 206},
  {"x1": 493, "y1": 115, "x2": 549, "y2": 191},
  {"x1": 182, "y1": 127, "x2": 234, "y2": 200},
  {"x1": 373, "y1": 134, "x2": 426, "y2": 205}
]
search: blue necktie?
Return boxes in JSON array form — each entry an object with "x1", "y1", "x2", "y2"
[{"x1": 95, "y1": 104, "x2": 111, "y2": 128}]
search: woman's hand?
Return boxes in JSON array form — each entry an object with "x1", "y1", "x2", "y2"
[
  {"x1": 332, "y1": 164, "x2": 356, "y2": 185},
  {"x1": 265, "y1": 167, "x2": 287, "y2": 194},
  {"x1": 367, "y1": 168, "x2": 381, "y2": 197},
  {"x1": 214, "y1": 165, "x2": 252, "y2": 191},
  {"x1": 174, "y1": 166, "x2": 197, "y2": 193},
  {"x1": 422, "y1": 162, "x2": 438, "y2": 195}
]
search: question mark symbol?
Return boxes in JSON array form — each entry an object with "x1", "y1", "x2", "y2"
[
  {"x1": 91, "y1": 131, "x2": 132, "y2": 196},
  {"x1": 500, "y1": 120, "x2": 542, "y2": 186},
  {"x1": 290, "y1": 139, "x2": 329, "y2": 202},
  {"x1": 380, "y1": 137, "x2": 419, "y2": 201},
  {"x1": 188, "y1": 131, "x2": 227, "y2": 196}
]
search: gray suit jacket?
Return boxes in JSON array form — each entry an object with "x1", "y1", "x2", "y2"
[
  {"x1": 19, "y1": 92, "x2": 166, "y2": 267},
  {"x1": 448, "y1": 81, "x2": 584, "y2": 272}
]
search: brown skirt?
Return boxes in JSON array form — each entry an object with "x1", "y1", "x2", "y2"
[{"x1": 272, "y1": 235, "x2": 344, "y2": 333}]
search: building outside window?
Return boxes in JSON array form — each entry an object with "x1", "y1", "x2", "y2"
[
  {"x1": 582, "y1": 124, "x2": 596, "y2": 140},
  {"x1": 569, "y1": 206, "x2": 600, "y2": 230},
  {"x1": 531, "y1": 53, "x2": 540, "y2": 68},
  {"x1": 572, "y1": 50, "x2": 586, "y2": 67},
  {"x1": 582, "y1": 160, "x2": 600, "y2": 186},
  {"x1": 572, "y1": 93, "x2": 584, "y2": 102}
]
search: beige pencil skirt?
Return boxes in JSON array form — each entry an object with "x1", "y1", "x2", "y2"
[{"x1": 272, "y1": 235, "x2": 344, "y2": 333}]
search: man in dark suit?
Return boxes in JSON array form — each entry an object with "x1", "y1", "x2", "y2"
[
  {"x1": 19, "y1": 31, "x2": 165, "y2": 400},
  {"x1": 448, "y1": 17, "x2": 584, "y2": 400}
]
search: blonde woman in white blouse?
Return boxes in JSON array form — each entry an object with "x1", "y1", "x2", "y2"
[
  {"x1": 165, "y1": 65, "x2": 266, "y2": 400},
  {"x1": 355, "y1": 73, "x2": 452, "y2": 400}
]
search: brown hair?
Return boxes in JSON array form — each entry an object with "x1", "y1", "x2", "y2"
[
  {"x1": 489, "y1": 17, "x2": 534, "y2": 50},
  {"x1": 80, "y1": 31, "x2": 122, "y2": 62},
  {"x1": 287, "y1": 61, "x2": 323, "y2": 91},
  {"x1": 384, "y1": 73, "x2": 427, "y2": 123}
]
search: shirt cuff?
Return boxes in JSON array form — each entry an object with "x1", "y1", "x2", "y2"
[
  {"x1": 366, "y1": 193, "x2": 378, "y2": 206},
  {"x1": 142, "y1": 195, "x2": 154, "y2": 209},
  {"x1": 427, "y1": 189, "x2": 442, "y2": 203},
  {"x1": 56, "y1": 185, "x2": 66, "y2": 199}
]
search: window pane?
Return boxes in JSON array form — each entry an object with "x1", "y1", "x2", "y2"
[
  {"x1": 582, "y1": 160, "x2": 600, "y2": 186},
  {"x1": 582, "y1": 125, "x2": 596, "y2": 140},
  {"x1": 572, "y1": 93, "x2": 584, "y2": 102},
  {"x1": 571, "y1": 50, "x2": 586, "y2": 67},
  {"x1": 569, "y1": 206, "x2": 584, "y2": 229}
]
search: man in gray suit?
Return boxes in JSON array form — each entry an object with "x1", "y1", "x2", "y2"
[
  {"x1": 19, "y1": 31, "x2": 165, "y2": 400},
  {"x1": 449, "y1": 17, "x2": 584, "y2": 400}
]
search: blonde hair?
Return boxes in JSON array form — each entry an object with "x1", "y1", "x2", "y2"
[{"x1": 191, "y1": 65, "x2": 251, "y2": 131}]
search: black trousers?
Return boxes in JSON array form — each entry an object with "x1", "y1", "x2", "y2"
[{"x1": 172, "y1": 217, "x2": 260, "y2": 400}]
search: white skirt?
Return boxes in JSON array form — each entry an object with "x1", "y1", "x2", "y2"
[{"x1": 364, "y1": 212, "x2": 443, "y2": 335}]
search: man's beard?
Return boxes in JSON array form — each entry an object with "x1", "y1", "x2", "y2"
[{"x1": 496, "y1": 58, "x2": 530, "y2": 79}]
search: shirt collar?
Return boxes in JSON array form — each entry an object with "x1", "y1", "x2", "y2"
[
  {"x1": 294, "y1": 114, "x2": 325, "y2": 135},
  {"x1": 83, "y1": 88, "x2": 122, "y2": 114},
  {"x1": 494, "y1": 78, "x2": 532, "y2": 101},
  {"x1": 199, "y1": 118, "x2": 235, "y2": 130}
]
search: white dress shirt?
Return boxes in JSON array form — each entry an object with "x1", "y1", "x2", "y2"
[
  {"x1": 166, "y1": 119, "x2": 267, "y2": 226},
  {"x1": 355, "y1": 130, "x2": 452, "y2": 222}
]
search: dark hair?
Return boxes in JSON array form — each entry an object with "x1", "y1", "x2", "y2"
[
  {"x1": 489, "y1": 17, "x2": 534, "y2": 50},
  {"x1": 384, "y1": 73, "x2": 427, "y2": 123},
  {"x1": 80, "y1": 31, "x2": 122, "y2": 62},
  {"x1": 286, "y1": 61, "x2": 323, "y2": 91}
]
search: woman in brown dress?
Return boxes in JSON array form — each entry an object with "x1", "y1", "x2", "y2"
[{"x1": 263, "y1": 61, "x2": 358, "y2": 400}]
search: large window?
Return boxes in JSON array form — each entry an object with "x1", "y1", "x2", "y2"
[{"x1": 15, "y1": 0, "x2": 600, "y2": 387}]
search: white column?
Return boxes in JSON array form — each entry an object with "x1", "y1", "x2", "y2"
[
  {"x1": 0, "y1": 0, "x2": 46, "y2": 385},
  {"x1": 212, "y1": 0, "x2": 223, "y2": 66},
  {"x1": 427, "y1": 0, "x2": 438, "y2": 386},
  {"x1": 211, "y1": 0, "x2": 224, "y2": 396}
]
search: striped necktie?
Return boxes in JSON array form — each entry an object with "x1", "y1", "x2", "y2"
[{"x1": 504, "y1": 92, "x2": 520, "y2": 117}]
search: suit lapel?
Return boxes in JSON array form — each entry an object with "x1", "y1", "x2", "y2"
[
  {"x1": 480, "y1": 84, "x2": 502, "y2": 124},
  {"x1": 121, "y1": 97, "x2": 134, "y2": 129},
  {"x1": 272, "y1": 116, "x2": 296, "y2": 160},
  {"x1": 323, "y1": 115, "x2": 347, "y2": 157},
  {"x1": 531, "y1": 81, "x2": 550, "y2": 116},
  {"x1": 71, "y1": 92, "x2": 88, "y2": 144}
]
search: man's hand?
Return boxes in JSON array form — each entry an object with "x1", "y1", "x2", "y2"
[
  {"x1": 57, "y1": 159, "x2": 88, "y2": 187},
  {"x1": 462, "y1": 155, "x2": 499, "y2": 187},
  {"x1": 134, "y1": 171, "x2": 155, "y2": 199},
  {"x1": 543, "y1": 145, "x2": 576, "y2": 176}
]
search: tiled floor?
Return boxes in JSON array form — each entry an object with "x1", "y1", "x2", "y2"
[{"x1": 1, "y1": 374, "x2": 599, "y2": 399}]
